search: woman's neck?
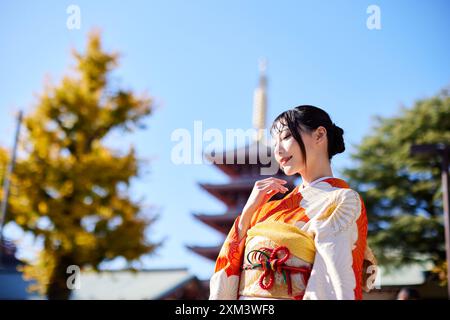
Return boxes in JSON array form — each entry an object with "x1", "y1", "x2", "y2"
[{"x1": 300, "y1": 166, "x2": 334, "y2": 187}]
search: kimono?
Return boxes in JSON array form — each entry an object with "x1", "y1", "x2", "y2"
[{"x1": 209, "y1": 176, "x2": 377, "y2": 300}]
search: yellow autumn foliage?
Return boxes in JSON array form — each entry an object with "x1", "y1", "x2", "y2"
[{"x1": 1, "y1": 30, "x2": 160, "y2": 299}]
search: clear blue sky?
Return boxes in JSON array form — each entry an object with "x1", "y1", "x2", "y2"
[{"x1": 1, "y1": 0, "x2": 449, "y2": 280}]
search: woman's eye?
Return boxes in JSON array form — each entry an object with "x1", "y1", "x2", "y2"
[{"x1": 282, "y1": 134, "x2": 291, "y2": 140}]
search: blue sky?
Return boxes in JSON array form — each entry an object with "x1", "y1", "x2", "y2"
[{"x1": 0, "y1": 0, "x2": 449, "y2": 280}]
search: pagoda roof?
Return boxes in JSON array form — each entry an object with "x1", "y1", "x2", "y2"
[
  {"x1": 186, "y1": 245, "x2": 221, "y2": 261},
  {"x1": 198, "y1": 176, "x2": 298, "y2": 207},
  {"x1": 198, "y1": 179, "x2": 254, "y2": 207},
  {"x1": 192, "y1": 213, "x2": 237, "y2": 235},
  {"x1": 204, "y1": 141, "x2": 277, "y2": 177},
  {"x1": 199, "y1": 178, "x2": 254, "y2": 192}
]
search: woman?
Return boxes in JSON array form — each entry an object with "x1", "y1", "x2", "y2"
[{"x1": 209, "y1": 105, "x2": 377, "y2": 300}]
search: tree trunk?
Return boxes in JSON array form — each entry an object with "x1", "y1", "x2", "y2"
[{"x1": 46, "y1": 255, "x2": 75, "y2": 300}]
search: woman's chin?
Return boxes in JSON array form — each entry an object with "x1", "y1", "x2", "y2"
[{"x1": 281, "y1": 167, "x2": 297, "y2": 176}]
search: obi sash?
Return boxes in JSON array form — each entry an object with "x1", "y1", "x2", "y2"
[{"x1": 238, "y1": 220, "x2": 316, "y2": 300}]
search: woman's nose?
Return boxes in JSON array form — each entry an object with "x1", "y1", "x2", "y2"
[
  {"x1": 273, "y1": 143, "x2": 280, "y2": 154},
  {"x1": 276, "y1": 142, "x2": 285, "y2": 154}
]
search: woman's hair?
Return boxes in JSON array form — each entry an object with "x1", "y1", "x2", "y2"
[{"x1": 270, "y1": 105, "x2": 345, "y2": 163}]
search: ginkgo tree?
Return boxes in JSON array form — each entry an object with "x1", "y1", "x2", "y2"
[{"x1": 1, "y1": 30, "x2": 160, "y2": 299}]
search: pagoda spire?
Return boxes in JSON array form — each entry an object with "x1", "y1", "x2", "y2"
[{"x1": 252, "y1": 58, "x2": 268, "y2": 142}]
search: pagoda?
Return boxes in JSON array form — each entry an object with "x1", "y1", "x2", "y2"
[{"x1": 187, "y1": 60, "x2": 298, "y2": 262}]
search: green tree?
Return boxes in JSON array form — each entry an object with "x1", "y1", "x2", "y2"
[
  {"x1": 1, "y1": 31, "x2": 160, "y2": 299},
  {"x1": 343, "y1": 88, "x2": 450, "y2": 283}
]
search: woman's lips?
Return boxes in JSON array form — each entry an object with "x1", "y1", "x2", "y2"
[{"x1": 280, "y1": 156, "x2": 293, "y2": 166}]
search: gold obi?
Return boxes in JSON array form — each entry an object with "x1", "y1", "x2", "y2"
[{"x1": 238, "y1": 221, "x2": 316, "y2": 300}]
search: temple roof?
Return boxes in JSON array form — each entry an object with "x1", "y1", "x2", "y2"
[
  {"x1": 198, "y1": 176, "x2": 298, "y2": 208},
  {"x1": 69, "y1": 268, "x2": 207, "y2": 300},
  {"x1": 186, "y1": 245, "x2": 221, "y2": 261},
  {"x1": 198, "y1": 178, "x2": 253, "y2": 208},
  {"x1": 204, "y1": 141, "x2": 278, "y2": 178},
  {"x1": 192, "y1": 213, "x2": 237, "y2": 235}
]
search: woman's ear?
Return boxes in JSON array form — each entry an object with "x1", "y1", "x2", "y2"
[{"x1": 315, "y1": 126, "x2": 327, "y2": 144}]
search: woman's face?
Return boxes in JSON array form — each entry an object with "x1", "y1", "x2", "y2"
[{"x1": 272, "y1": 123, "x2": 319, "y2": 176}]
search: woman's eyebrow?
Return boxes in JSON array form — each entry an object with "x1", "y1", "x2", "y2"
[
  {"x1": 273, "y1": 129, "x2": 289, "y2": 138},
  {"x1": 272, "y1": 129, "x2": 290, "y2": 146}
]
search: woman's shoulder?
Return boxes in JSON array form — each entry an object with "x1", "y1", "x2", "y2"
[
  {"x1": 315, "y1": 188, "x2": 363, "y2": 234},
  {"x1": 333, "y1": 188, "x2": 362, "y2": 204},
  {"x1": 322, "y1": 177, "x2": 363, "y2": 205}
]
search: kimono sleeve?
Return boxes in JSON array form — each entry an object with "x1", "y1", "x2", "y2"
[
  {"x1": 303, "y1": 189, "x2": 366, "y2": 300},
  {"x1": 208, "y1": 214, "x2": 247, "y2": 299}
]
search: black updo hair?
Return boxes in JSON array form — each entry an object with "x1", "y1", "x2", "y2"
[{"x1": 270, "y1": 105, "x2": 345, "y2": 164}]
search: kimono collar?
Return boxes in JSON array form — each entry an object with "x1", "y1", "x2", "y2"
[{"x1": 299, "y1": 176, "x2": 335, "y2": 190}]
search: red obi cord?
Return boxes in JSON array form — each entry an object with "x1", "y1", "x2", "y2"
[{"x1": 242, "y1": 246, "x2": 311, "y2": 297}]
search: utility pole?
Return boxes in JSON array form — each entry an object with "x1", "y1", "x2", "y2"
[{"x1": 0, "y1": 110, "x2": 23, "y2": 264}]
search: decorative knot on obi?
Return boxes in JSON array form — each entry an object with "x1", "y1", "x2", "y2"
[{"x1": 242, "y1": 245, "x2": 312, "y2": 296}]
